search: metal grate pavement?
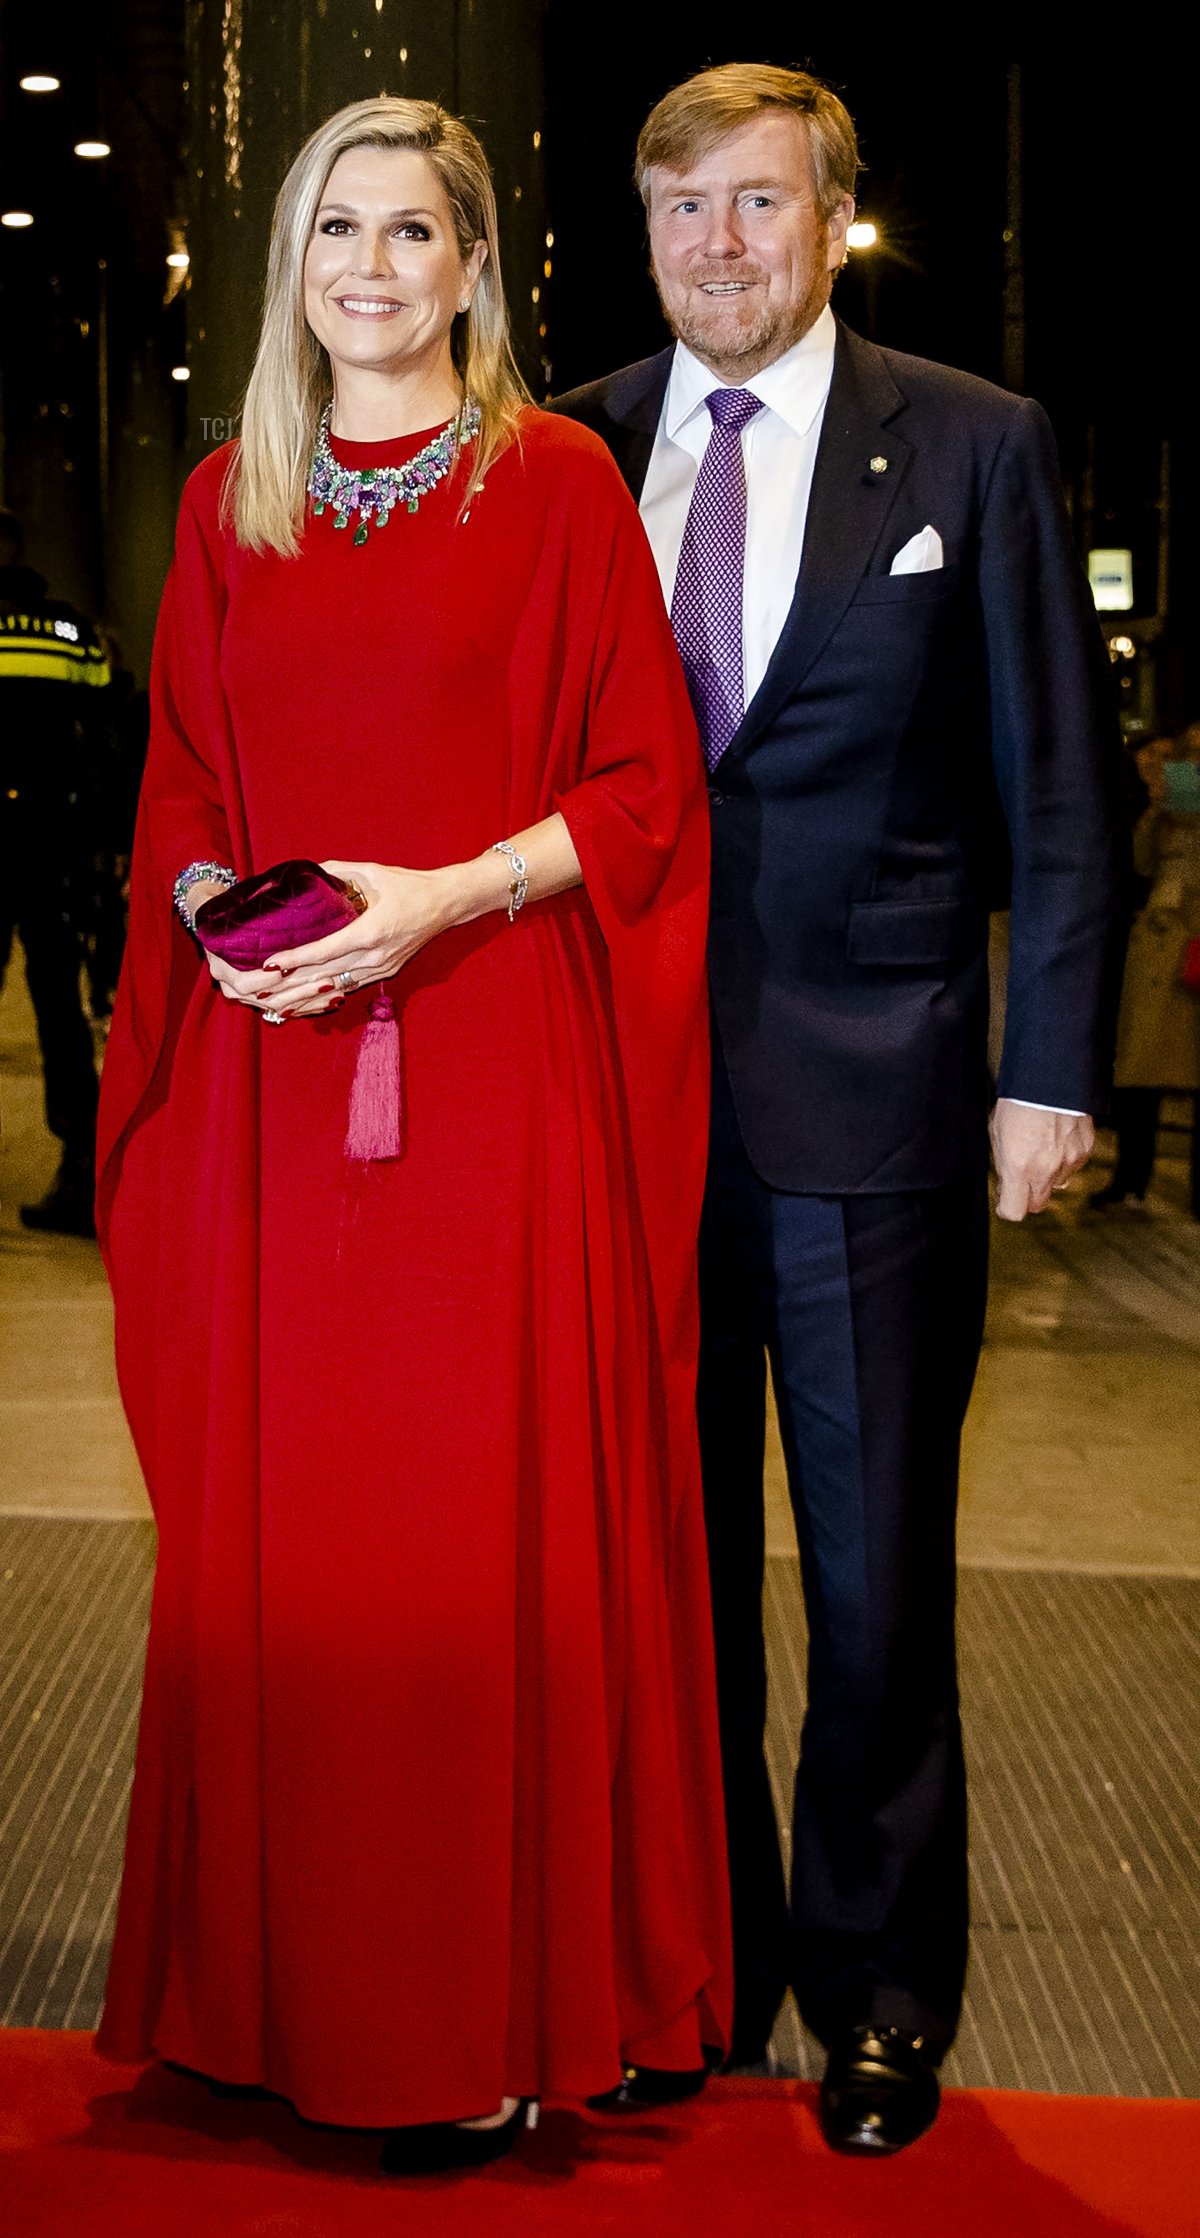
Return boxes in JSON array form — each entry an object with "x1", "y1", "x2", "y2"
[{"x1": 1, "y1": 1516, "x2": 1197, "y2": 2094}]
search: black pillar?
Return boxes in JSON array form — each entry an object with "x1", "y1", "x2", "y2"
[{"x1": 183, "y1": 0, "x2": 548, "y2": 455}]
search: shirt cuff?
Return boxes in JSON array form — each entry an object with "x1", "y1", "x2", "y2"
[{"x1": 1000, "y1": 1097, "x2": 1088, "y2": 1118}]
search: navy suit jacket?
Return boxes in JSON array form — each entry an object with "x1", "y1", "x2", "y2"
[{"x1": 552, "y1": 321, "x2": 1127, "y2": 1193}]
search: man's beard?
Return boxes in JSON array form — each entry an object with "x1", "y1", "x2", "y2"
[{"x1": 661, "y1": 269, "x2": 829, "y2": 379}]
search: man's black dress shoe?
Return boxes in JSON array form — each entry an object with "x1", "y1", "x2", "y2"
[
  {"x1": 1087, "y1": 1182, "x2": 1144, "y2": 1210},
  {"x1": 586, "y1": 2062, "x2": 710, "y2": 2112},
  {"x1": 818, "y1": 2025, "x2": 940, "y2": 2156}
]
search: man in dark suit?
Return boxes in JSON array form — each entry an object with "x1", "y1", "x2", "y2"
[{"x1": 554, "y1": 64, "x2": 1125, "y2": 2154}]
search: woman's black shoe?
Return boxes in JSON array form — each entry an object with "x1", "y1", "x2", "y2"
[
  {"x1": 380, "y1": 2097, "x2": 534, "y2": 2175},
  {"x1": 163, "y1": 2059, "x2": 271, "y2": 2101},
  {"x1": 586, "y1": 2064, "x2": 708, "y2": 2111}
]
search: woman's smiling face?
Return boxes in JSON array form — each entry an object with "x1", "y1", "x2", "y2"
[{"x1": 303, "y1": 145, "x2": 485, "y2": 385}]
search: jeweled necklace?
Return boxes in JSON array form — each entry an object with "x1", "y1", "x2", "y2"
[{"x1": 307, "y1": 398, "x2": 481, "y2": 546}]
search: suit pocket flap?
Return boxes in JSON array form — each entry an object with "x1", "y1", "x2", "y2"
[{"x1": 847, "y1": 898, "x2": 974, "y2": 967}]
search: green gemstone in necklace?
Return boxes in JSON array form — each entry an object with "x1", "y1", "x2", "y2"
[{"x1": 307, "y1": 399, "x2": 482, "y2": 547}]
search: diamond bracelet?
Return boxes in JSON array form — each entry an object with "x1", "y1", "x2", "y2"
[
  {"x1": 492, "y1": 842, "x2": 529, "y2": 923},
  {"x1": 173, "y1": 859, "x2": 237, "y2": 933}
]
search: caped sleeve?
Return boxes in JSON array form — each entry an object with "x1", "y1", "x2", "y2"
[
  {"x1": 551, "y1": 446, "x2": 711, "y2": 1513},
  {"x1": 553, "y1": 450, "x2": 708, "y2": 930},
  {"x1": 140, "y1": 473, "x2": 238, "y2": 898},
  {"x1": 96, "y1": 452, "x2": 247, "y2": 1248}
]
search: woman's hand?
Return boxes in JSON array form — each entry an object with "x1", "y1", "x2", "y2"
[
  {"x1": 243, "y1": 860, "x2": 462, "y2": 1018},
  {"x1": 198, "y1": 819, "x2": 582, "y2": 1022},
  {"x1": 187, "y1": 878, "x2": 318, "y2": 1016},
  {"x1": 205, "y1": 950, "x2": 314, "y2": 1012}
]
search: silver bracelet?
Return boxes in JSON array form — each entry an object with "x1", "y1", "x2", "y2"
[
  {"x1": 173, "y1": 859, "x2": 236, "y2": 933},
  {"x1": 491, "y1": 841, "x2": 529, "y2": 923}
]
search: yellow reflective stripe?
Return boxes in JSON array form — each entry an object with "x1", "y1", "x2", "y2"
[
  {"x1": 0, "y1": 651, "x2": 88, "y2": 682},
  {"x1": 0, "y1": 652, "x2": 110, "y2": 685},
  {"x1": 0, "y1": 639, "x2": 110, "y2": 685}
]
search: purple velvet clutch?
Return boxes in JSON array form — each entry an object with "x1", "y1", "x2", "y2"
[{"x1": 192, "y1": 859, "x2": 366, "y2": 969}]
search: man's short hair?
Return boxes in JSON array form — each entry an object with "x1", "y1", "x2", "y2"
[{"x1": 636, "y1": 62, "x2": 860, "y2": 219}]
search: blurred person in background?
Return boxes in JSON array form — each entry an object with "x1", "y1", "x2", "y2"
[
  {"x1": 1091, "y1": 728, "x2": 1200, "y2": 1217},
  {"x1": 0, "y1": 504, "x2": 110, "y2": 1237}
]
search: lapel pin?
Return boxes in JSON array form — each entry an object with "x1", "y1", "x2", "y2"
[{"x1": 868, "y1": 454, "x2": 889, "y2": 475}]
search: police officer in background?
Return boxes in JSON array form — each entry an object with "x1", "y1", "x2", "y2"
[{"x1": 0, "y1": 506, "x2": 110, "y2": 1237}]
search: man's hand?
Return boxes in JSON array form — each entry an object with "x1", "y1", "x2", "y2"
[{"x1": 989, "y1": 1100, "x2": 1096, "y2": 1222}]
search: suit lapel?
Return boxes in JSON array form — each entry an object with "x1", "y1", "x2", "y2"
[
  {"x1": 730, "y1": 323, "x2": 912, "y2": 757},
  {"x1": 596, "y1": 350, "x2": 673, "y2": 501}
]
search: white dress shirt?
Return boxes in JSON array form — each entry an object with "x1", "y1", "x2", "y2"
[
  {"x1": 639, "y1": 304, "x2": 837, "y2": 705},
  {"x1": 637, "y1": 307, "x2": 1080, "y2": 1123}
]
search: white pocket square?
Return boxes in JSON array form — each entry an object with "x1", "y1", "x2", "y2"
[{"x1": 890, "y1": 525, "x2": 944, "y2": 575}]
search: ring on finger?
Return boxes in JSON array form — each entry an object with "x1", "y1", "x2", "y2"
[
  {"x1": 334, "y1": 969, "x2": 355, "y2": 990},
  {"x1": 262, "y1": 1008, "x2": 286, "y2": 1027}
]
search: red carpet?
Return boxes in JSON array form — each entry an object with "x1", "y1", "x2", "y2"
[{"x1": 1, "y1": 2032, "x2": 1195, "y2": 2237}]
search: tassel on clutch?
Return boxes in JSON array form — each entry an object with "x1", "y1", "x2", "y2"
[
  {"x1": 193, "y1": 858, "x2": 401, "y2": 1163},
  {"x1": 345, "y1": 990, "x2": 401, "y2": 1161}
]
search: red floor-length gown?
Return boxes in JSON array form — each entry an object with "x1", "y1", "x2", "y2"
[{"x1": 95, "y1": 408, "x2": 731, "y2": 2125}]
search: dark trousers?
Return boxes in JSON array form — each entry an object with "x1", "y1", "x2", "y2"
[
  {"x1": 0, "y1": 819, "x2": 99, "y2": 1161},
  {"x1": 1110, "y1": 1085, "x2": 1200, "y2": 1215},
  {"x1": 698, "y1": 1045, "x2": 989, "y2": 2057}
]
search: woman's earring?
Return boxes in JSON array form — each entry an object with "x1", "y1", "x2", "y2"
[{"x1": 459, "y1": 298, "x2": 471, "y2": 313}]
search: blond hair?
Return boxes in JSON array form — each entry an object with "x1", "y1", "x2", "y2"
[
  {"x1": 635, "y1": 62, "x2": 860, "y2": 219},
  {"x1": 227, "y1": 97, "x2": 528, "y2": 555}
]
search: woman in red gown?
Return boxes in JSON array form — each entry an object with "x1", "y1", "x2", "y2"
[{"x1": 95, "y1": 98, "x2": 730, "y2": 2167}]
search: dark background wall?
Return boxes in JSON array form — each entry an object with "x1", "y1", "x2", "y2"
[
  {"x1": 184, "y1": 0, "x2": 549, "y2": 456},
  {"x1": 0, "y1": 0, "x2": 548, "y2": 679},
  {"x1": 0, "y1": 0, "x2": 189, "y2": 676},
  {"x1": 542, "y1": 27, "x2": 1195, "y2": 719},
  {"x1": 1, "y1": 10, "x2": 1194, "y2": 711}
]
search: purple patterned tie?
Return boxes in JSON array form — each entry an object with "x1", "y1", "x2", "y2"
[{"x1": 670, "y1": 387, "x2": 765, "y2": 772}]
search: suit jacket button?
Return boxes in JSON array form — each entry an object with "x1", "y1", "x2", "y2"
[{"x1": 708, "y1": 786, "x2": 724, "y2": 807}]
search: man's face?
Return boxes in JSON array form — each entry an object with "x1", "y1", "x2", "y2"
[{"x1": 646, "y1": 113, "x2": 852, "y2": 380}]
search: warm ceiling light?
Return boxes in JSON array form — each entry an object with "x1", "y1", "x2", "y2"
[
  {"x1": 75, "y1": 140, "x2": 111, "y2": 160},
  {"x1": 1, "y1": 211, "x2": 35, "y2": 229},
  {"x1": 20, "y1": 74, "x2": 61, "y2": 92},
  {"x1": 171, "y1": 366, "x2": 190, "y2": 382},
  {"x1": 166, "y1": 250, "x2": 190, "y2": 269},
  {"x1": 846, "y1": 220, "x2": 879, "y2": 250}
]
